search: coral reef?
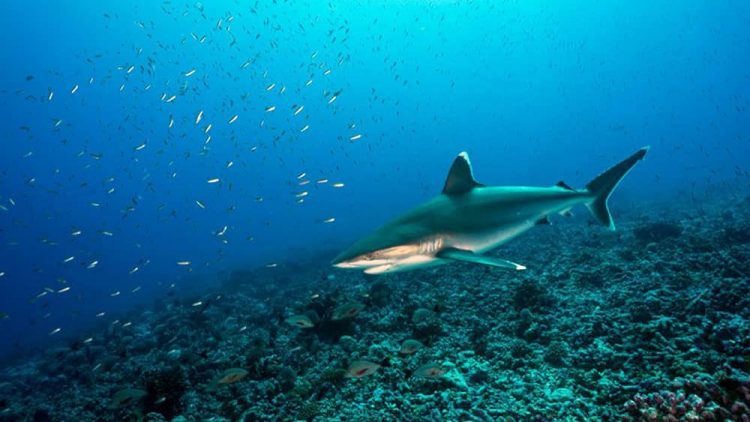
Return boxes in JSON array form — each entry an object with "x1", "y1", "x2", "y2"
[
  {"x1": 0, "y1": 196, "x2": 748, "y2": 420},
  {"x1": 633, "y1": 221, "x2": 682, "y2": 244}
]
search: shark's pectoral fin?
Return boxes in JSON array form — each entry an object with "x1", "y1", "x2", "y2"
[{"x1": 437, "y1": 248, "x2": 526, "y2": 270}]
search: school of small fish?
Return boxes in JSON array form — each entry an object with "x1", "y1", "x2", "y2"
[
  {"x1": 0, "y1": 1, "x2": 378, "y2": 345},
  {"x1": 0, "y1": 1, "x2": 472, "y2": 400}
]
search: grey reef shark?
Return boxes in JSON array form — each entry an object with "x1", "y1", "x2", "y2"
[{"x1": 333, "y1": 147, "x2": 649, "y2": 274}]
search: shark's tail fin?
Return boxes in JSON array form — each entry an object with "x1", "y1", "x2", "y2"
[{"x1": 585, "y1": 146, "x2": 649, "y2": 230}]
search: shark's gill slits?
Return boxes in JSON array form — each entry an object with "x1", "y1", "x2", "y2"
[{"x1": 418, "y1": 237, "x2": 445, "y2": 255}]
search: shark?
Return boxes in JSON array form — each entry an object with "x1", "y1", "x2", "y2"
[{"x1": 332, "y1": 147, "x2": 649, "y2": 274}]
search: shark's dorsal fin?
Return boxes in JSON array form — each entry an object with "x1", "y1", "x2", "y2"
[
  {"x1": 442, "y1": 152, "x2": 482, "y2": 195},
  {"x1": 556, "y1": 180, "x2": 575, "y2": 191}
]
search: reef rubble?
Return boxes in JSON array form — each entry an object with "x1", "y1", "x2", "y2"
[{"x1": 0, "y1": 195, "x2": 749, "y2": 421}]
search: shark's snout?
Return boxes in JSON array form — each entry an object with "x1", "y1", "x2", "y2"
[{"x1": 331, "y1": 249, "x2": 354, "y2": 267}]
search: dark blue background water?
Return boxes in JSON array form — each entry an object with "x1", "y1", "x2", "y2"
[{"x1": 0, "y1": 1, "x2": 748, "y2": 362}]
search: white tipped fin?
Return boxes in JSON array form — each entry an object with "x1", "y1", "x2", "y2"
[
  {"x1": 437, "y1": 248, "x2": 526, "y2": 270},
  {"x1": 442, "y1": 152, "x2": 483, "y2": 195}
]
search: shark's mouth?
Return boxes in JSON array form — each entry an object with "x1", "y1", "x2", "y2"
[
  {"x1": 332, "y1": 241, "x2": 444, "y2": 272},
  {"x1": 346, "y1": 254, "x2": 442, "y2": 274},
  {"x1": 333, "y1": 259, "x2": 390, "y2": 269}
]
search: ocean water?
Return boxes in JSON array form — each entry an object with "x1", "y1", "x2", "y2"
[{"x1": 0, "y1": 1, "x2": 749, "y2": 420}]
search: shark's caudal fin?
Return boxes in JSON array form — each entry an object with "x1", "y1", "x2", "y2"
[{"x1": 585, "y1": 146, "x2": 649, "y2": 230}]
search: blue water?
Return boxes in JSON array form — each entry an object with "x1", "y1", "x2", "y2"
[{"x1": 0, "y1": 1, "x2": 748, "y2": 363}]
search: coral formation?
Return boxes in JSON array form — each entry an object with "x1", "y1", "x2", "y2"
[
  {"x1": 0, "y1": 197, "x2": 748, "y2": 420},
  {"x1": 633, "y1": 221, "x2": 682, "y2": 244}
]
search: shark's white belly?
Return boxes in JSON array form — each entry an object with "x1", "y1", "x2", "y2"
[
  {"x1": 340, "y1": 200, "x2": 582, "y2": 274},
  {"x1": 362, "y1": 220, "x2": 536, "y2": 274},
  {"x1": 363, "y1": 254, "x2": 440, "y2": 274},
  {"x1": 450, "y1": 220, "x2": 537, "y2": 254}
]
